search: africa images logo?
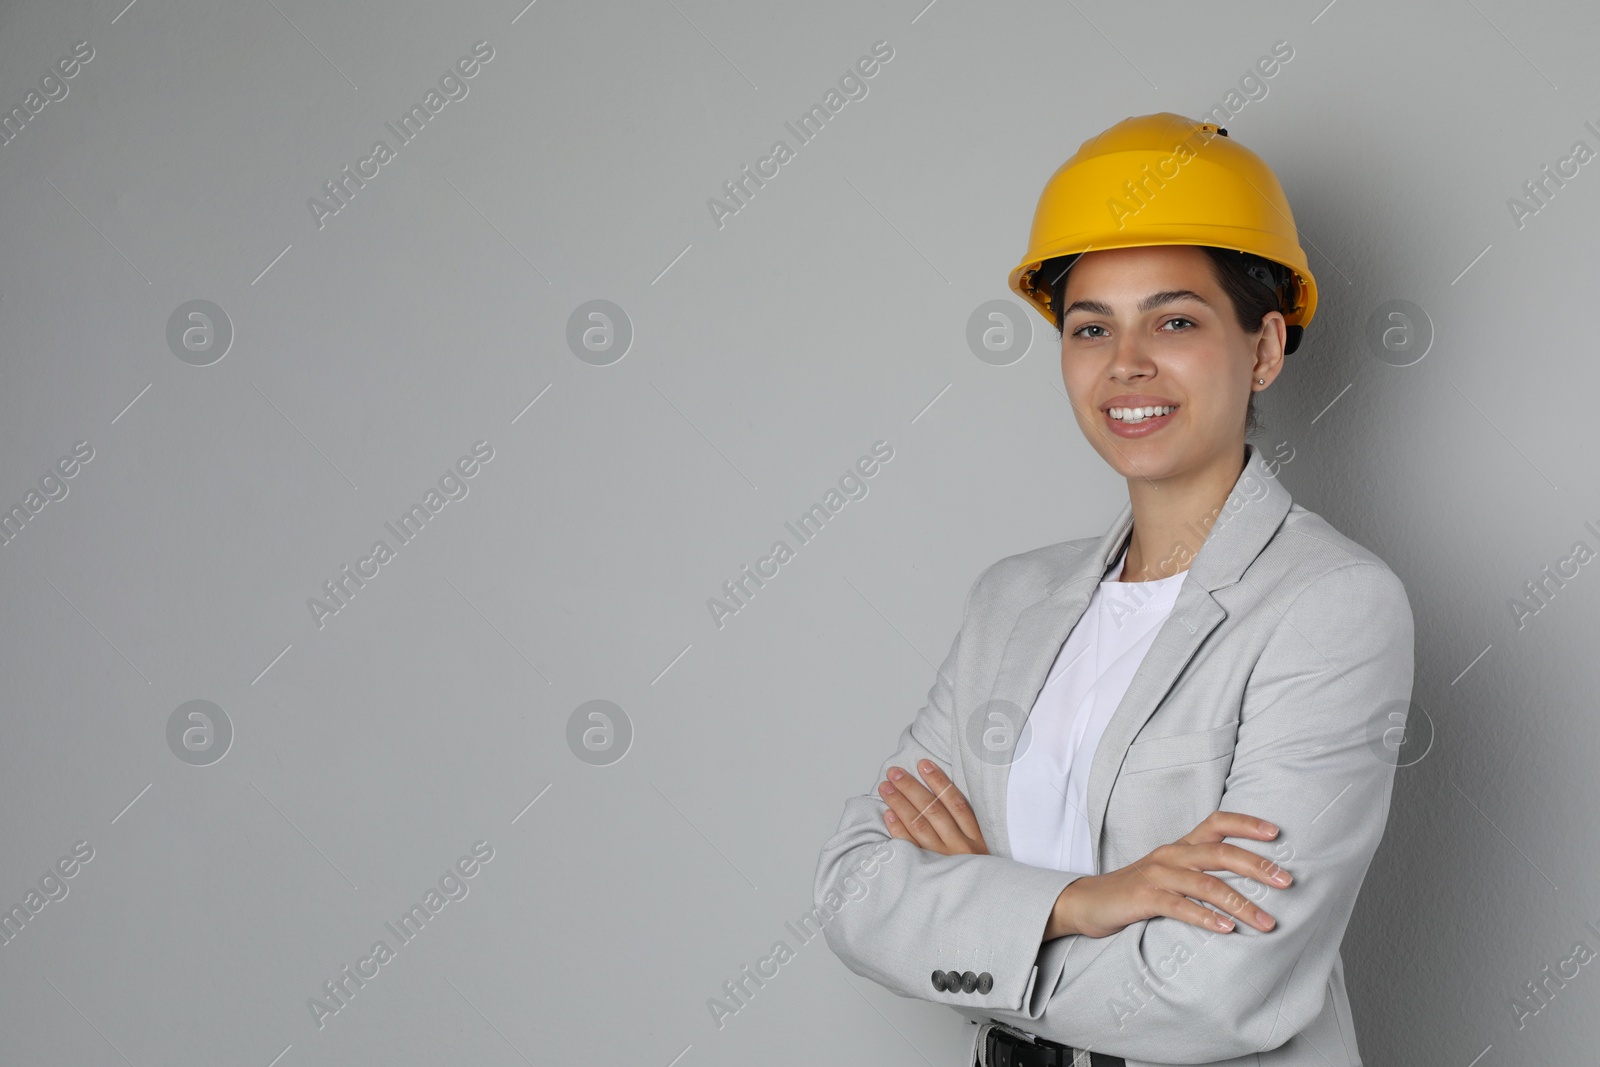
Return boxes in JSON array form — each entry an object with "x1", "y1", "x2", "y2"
[
  {"x1": 307, "y1": 41, "x2": 495, "y2": 230},
  {"x1": 706, "y1": 441, "x2": 894, "y2": 630},
  {"x1": 705, "y1": 40, "x2": 895, "y2": 230},
  {"x1": 307, "y1": 440, "x2": 494, "y2": 630},
  {"x1": 306, "y1": 841, "x2": 494, "y2": 1029}
]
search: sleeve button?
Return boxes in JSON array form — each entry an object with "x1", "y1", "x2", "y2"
[
  {"x1": 977, "y1": 972, "x2": 993, "y2": 994},
  {"x1": 960, "y1": 970, "x2": 978, "y2": 993},
  {"x1": 931, "y1": 969, "x2": 949, "y2": 992}
]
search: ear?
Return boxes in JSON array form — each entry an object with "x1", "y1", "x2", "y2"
[{"x1": 1253, "y1": 311, "x2": 1288, "y2": 385}]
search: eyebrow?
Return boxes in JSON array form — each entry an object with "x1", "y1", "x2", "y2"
[{"x1": 1060, "y1": 289, "x2": 1213, "y2": 320}]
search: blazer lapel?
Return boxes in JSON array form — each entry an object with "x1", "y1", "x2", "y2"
[
  {"x1": 1080, "y1": 577, "x2": 1226, "y2": 858},
  {"x1": 976, "y1": 442, "x2": 1294, "y2": 869},
  {"x1": 973, "y1": 514, "x2": 1131, "y2": 859}
]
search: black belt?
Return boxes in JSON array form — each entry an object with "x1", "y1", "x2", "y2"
[{"x1": 985, "y1": 1023, "x2": 1125, "y2": 1067}]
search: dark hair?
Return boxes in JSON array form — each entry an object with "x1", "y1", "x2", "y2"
[{"x1": 1041, "y1": 246, "x2": 1291, "y2": 438}]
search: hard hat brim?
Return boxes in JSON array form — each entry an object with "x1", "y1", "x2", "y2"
[{"x1": 1009, "y1": 230, "x2": 1317, "y2": 332}]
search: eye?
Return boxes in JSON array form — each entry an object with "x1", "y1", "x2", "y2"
[
  {"x1": 1160, "y1": 316, "x2": 1196, "y2": 332},
  {"x1": 1070, "y1": 323, "x2": 1109, "y2": 339}
]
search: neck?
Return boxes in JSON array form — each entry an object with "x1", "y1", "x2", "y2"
[{"x1": 1116, "y1": 444, "x2": 1249, "y2": 582}]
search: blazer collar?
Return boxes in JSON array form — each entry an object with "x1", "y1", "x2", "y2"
[
  {"x1": 974, "y1": 441, "x2": 1294, "y2": 865},
  {"x1": 1043, "y1": 441, "x2": 1293, "y2": 597}
]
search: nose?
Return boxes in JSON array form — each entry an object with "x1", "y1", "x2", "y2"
[{"x1": 1107, "y1": 332, "x2": 1158, "y2": 381}]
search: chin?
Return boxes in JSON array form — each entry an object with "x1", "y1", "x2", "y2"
[
  {"x1": 1102, "y1": 448, "x2": 1183, "y2": 482},
  {"x1": 1084, "y1": 427, "x2": 1184, "y2": 478}
]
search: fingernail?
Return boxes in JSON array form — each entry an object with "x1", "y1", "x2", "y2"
[
  {"x1": 1273, "y1": 870, "x2": 1292, "y2": 885},
  {"x1": 920, "y1": 760, "x2": 934, "y2": 773},
  {"x1": 889, "y1": 768, "x2": 904, "y2": 780},
  {"x1": 1260, "y1": 821, "x2": 1278, "y2": 835}
]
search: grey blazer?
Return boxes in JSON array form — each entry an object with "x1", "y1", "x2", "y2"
[{"x1": 814, "y1": 441, "x2": 1415, "y2": 1066}]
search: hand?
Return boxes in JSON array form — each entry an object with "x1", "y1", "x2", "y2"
[
  {"x1": 1045, "y1": 810, "x2": 1290, "y2": 941},
  {"x1": 877, "y1": 760, "x2": 988, "y2": 856}
]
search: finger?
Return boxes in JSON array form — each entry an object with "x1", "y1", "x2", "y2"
[
  {"x1": 878, "y1": 773, "x2": 946, "y2": 851},
  {"x1": 1158, "y1": 840, "x2": 1293, "y2": 904},
  {"x1": 913, "y1": 760, "x2": 984, "y2": 844},
  {"x1": 1158, "y1": 843, "x2": 1287, "y2": 928},
  {"x1": 881, "y1": 807, "x2": 916, "y2": 845},
  {"x1": 1120, "y1": 870, "x2": 1241, "y2": 934},
  {"x1": 1194, "y1": 841, "x2": 1293, "y2": 890},
  {"x1": 877, "y1": 775, "x2": 923, "y2": 840},
  {"x1": 882, "y1": 770, "x2": 960, "y2": 849},
  {"x1": 883, "y1": 768, "x2": 968, "y2": 852},
  {"x1": 1150, "y1": 887, "x2": 1243, "y2": 934},
  {"x1": 1178, "y1": 809, "x2": 1280, "y2": 845},
  {"x1": 1178, "y1": 810, "x2": 1280, "y2": 847},
  {"x1": 1164, "y1": 866, "x2": 1278, "y2": 931}
]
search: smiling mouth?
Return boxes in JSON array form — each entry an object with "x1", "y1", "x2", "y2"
[{"x1": 1106, "y1": 404, "x2": 1178, "y2": 424}]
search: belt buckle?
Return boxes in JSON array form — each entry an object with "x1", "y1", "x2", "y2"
[{"x1": 984, "y1": 1021, "x2": 1092, "y2": 1067}]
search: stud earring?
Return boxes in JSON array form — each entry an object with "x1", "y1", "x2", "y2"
[{"x1": 1257, "y1": 378, "x2": 1266, "y2": 385}]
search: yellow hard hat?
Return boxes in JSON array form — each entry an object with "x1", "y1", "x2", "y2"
[{"x1": 1008, "y1": 112, "x2": 1318, "y2": 354}]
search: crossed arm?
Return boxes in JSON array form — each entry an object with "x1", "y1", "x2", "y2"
[
  {"x1": 814, "y1": 562, "x2": 1415, "y2": 1062},
  {"x1": 876, "y1": 758, "x2": 1287, "y2": 941}
]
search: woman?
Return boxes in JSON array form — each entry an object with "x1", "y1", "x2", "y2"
[{"x1": 814, "y1": 114, "x2": 1415, "y2": 1067}]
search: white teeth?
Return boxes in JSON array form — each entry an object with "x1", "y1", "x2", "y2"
[{"x1": 1109, "y1": 405, "x2": 1176, "y2": 424}]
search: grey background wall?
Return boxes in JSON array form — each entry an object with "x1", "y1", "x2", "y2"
[{"x1": 2, "y1": 0, "x2": 1597, "y2": 1064}]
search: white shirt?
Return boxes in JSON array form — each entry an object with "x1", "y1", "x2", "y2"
[{"x1": 1005, "y1": 537, "x2": 1188, "y2": 874}]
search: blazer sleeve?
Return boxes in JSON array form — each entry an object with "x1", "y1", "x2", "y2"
[
  {"x1": 976, "y1": 561, "x2": 1417, "y2": 1063},
  {"x1": 812, "y1": 564, "x2": 1090, "y2": 1016}
]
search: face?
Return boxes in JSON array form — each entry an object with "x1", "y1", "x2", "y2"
[{"x1": 1056, "y1": 245, "x2": 1284, "y2": 483}]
